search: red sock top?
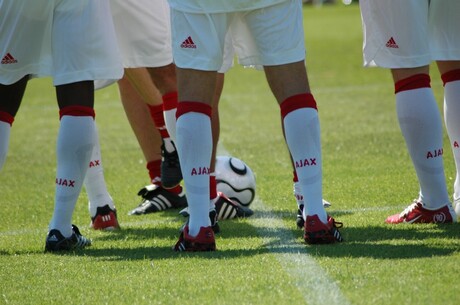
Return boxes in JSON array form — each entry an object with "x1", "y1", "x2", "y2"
[
  {"x1": 176, "y1": 101, "x2": 212, "y2": 119},
  {"x1": 280, "y1": 93, "x2": 317, "y2": 120},
  {"x1": 59, "y1": 105, "x2": 95, "y2": 120},
  {"x1": 441, "y1": 69, "x2": 460, "y2": 86},
  {"x1": 148, "y1": 104, "x2": 169, "y2": 138},
  {"x1": 209, "y1": 174, "x2": 217, "y2": 200},
  {"x1": 394, "y1": 74, "x2": 430, "y2": 94},
  {"x1": 0, "y1": 111, "x2": 14, "y2": 126},
  {"x1": 162, "y1": 91, "x2": 178, "y2": 111},
  {"x1": 147, "y1": 160, "x2": 161, "y2": 184}
]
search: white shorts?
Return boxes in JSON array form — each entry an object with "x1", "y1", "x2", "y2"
[
  {"x1": 219, "y1": 33, "x2": 236, "y2": 73},
  {"x1": 110, "y1": 0, "x2": 173, "y2": 68},
  {"x1": 171, "y1": 0, "x2": 305, "y2": 71},
  {"x1": 360, "y1": 0, "x2": 460, "y2": 68},
  {"x1": 0, "y1": 0, "x2": 123, "y2": 86}
]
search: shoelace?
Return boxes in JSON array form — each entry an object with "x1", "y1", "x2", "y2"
[
  {"x1": 399, "y1": 201, "x2": 420, "y2": 218},
  {"x1": 331, "y1": 219, "x2": 343, "y2": 229},
  {"x1": 329, "y1": 218, "x2": 344, "y2": 242}
]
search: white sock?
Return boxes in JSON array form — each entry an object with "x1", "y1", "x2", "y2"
[
  {"x1": 85, "y1": 124, "x2": 115, "y2": 217},
  {"x1": 293, "y1": 180, "x2": 304, "y2": 209},
  {"x1": 49, "y1": 116, "x2": 95, "y2": 237},
  {"x1": 163, "y1": 137, "x2": 176, "y2": 153},
  {"x1": 444, "y1": 80, "x2": 460, "y2": 201},
  {"x1": 283, "y1": 108, "x2": 325, "y2": 223},
  {"x1": 396, "y1": 87, "x2": 450, "y2": 208},
  {"x1": 0, "y1": 121, "x2": 11, "y2": 172},
  {"x1": 176, "y1": 110, "x2": 212, "y2": 237},
  {"x1": 163, "y1": 92, "x2": 178, "y2": 142},
  {"x1": 164, "y1": 109, "x2": 177, "y2": 143}
]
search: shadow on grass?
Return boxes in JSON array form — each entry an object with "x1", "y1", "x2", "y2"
[
  {"x1": 75, "y1": 245, "x2": 270, "y2": 260},
  {"x1": 1, "y1": 209, "x2": 458, "y2": 261},
  {"x1": 0, "y1": 220, "x2": 268, "y2": 259},
  {"x1": 64, "y1": 223, "x2": 460, "y2": 260},
  {"x1": 306, "y1": 223, "x2": 460, "y2": 259}
]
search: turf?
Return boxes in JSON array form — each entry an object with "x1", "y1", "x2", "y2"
[{"x1": 0, "y1": 4, "x2": 459, "y2": 305}]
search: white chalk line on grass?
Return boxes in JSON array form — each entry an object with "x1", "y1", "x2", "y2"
[
  {"x1": 216, "y1": 146, "x2": 350, "y2": 305},
  {"x1": 249, "y1": 196, "x2": 350, "y2": 305}
]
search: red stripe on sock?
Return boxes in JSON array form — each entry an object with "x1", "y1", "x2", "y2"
[
  {"x1": 293, "y1": 170, "x2": 298, "y2": 183},
  {"x1": 209, "y1": 174, "x2": 217, "y2": 200},
  {"x1": 59, "y1": 106, "x2": 95, "y2": 120},
  {"x1": 148, "y1": 104, "x2": 164, "y2": 125},
  {"x1": 280, "y1": 93, "x2": 317, "y2": 119},
  {"x1": 163, "y1": 92, "x2": 178, "y2": 111},
  {"x1": 441, "y1": 69, "x2": 460, "y2": 86},
  {"x1": 167, "y1": 184, "x2": 182, "y2": 195},
  {"x1": 394, "y1": 74, "x2": 430, "y2": 94},
  {"x1": 148, "y1": 104, "x2": 170, "y2": 138},
  {"x1": 146, "y1": 160, "x2": 161, "y2": 184},
  {"x1": 176, "y1": 101, "x2": 212, "y2": 119},
  {"x1": 0, "y1": 111, "x2": 14, "y2": 126}
]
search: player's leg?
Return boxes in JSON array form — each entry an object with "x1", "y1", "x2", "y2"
[
  {"x1": 124, "y1": 67, "x2": 172, "y2": 153},
  {"x1": 438, "y1": 61, "x2": 460, "y2": 217},
  {"x1": 119, "y1": 73, "x2": 163, "y2": 179},
  {"x1": 265, "y1": 63, "x2": 330, "y2": 223},
  {"x1": 45, "y1": 0, "x2": 123, "y2": 251},
  {"x1": 147, "y1": 63, "x2": 179, "y2": 142},
  {"x1": 266, "y1": 63, "x2": 343, "y2": 243},
  {"x1": 47, "y1": 81, "x2": 96, "y2": 244},
  {"x1": 279, "y1": 96, "x2": 331, "y2": 229},
  {"x1": 431, "y1": 0, "x2": 460, "y2": 217},
  {"x1": 243, "y1": 0, "x2": 342, "y2": 243},
  {"x1": 109, "y1": 0, "x2": 182, "y2": 188},
  {"x1": 176, "y1": 68, "x2": 216, "y2": 237},
  {"x1": 178, "y1": 70, "x2": 252, "y2": 232},
  {"x1": 85, "y1": 123, "x2": 120, "y2": 230},
  {"x1": 388, "y1": 66, "x2": 453, "y2": 222},
  {"x1": 126, "y1": 67, "x2": 182, "y2": 189},
  {"x1": 110, "y1": 0, "x2": 178, "y2": 142},
  {"x1": 117, "y1": 73, "x2": 186, "y2": 215},
  {"x1": 173, "y1": 68, "x2": 216, "y2": 251},
  {"x1": 170, "y1": 10, "x2": 222, "y2": 252},
  {"x1": 0, "y1": 76, "x2": 28, "y2": 171},
  {"x1": 381, "y1": 1, "x2": 457, "y2": 223},
  {"x1": 360, "y1": 0, "x2": 455, "y2": 224}
]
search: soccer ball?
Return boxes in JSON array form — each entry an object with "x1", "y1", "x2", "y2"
[{"x1": 215, "y1": 156, "x2": 256, "y2": 207}]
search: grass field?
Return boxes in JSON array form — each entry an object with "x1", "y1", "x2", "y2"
[{"x1": 1, "y1": 4, "x2": 459, "y2": 305}]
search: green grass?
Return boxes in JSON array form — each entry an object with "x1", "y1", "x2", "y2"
[{"x1": 1, "y1": 4, "x2": 459, "y2": 305}]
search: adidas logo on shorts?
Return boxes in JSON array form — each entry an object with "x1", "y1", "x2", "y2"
[
  {"x1": 181, "y1": 36, "x2": 197, "y2": 49},
  {"x1": 1, "y1": 53, "x2": 18, "y2": 64}
]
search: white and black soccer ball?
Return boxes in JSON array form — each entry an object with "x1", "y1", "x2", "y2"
[{"x1": 215, "y1": 156, "x2": 256, "y2": 207}]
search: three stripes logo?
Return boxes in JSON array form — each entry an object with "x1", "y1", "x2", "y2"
[
  {"x1": 215, "y1": 196, "x2": 239, "y2": 220},
  {"x1": 149, "y1": 194, "x2": 174, "y2": 211},
  {"x1": 1, "y1": 53, "x2": 18, "y2": 64},
  {"x1": 217, "y1": 203, "x2": 237, "y2": 220},
  {"x1": 385, "y1": 37, "x2": 399, "y2": 49},
  {"x1": 180, "y1": 36, "x2": 197, "y2": 49},
  {"x1": 100, "y1": 215, "x2": 112, "y2": 223}
]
